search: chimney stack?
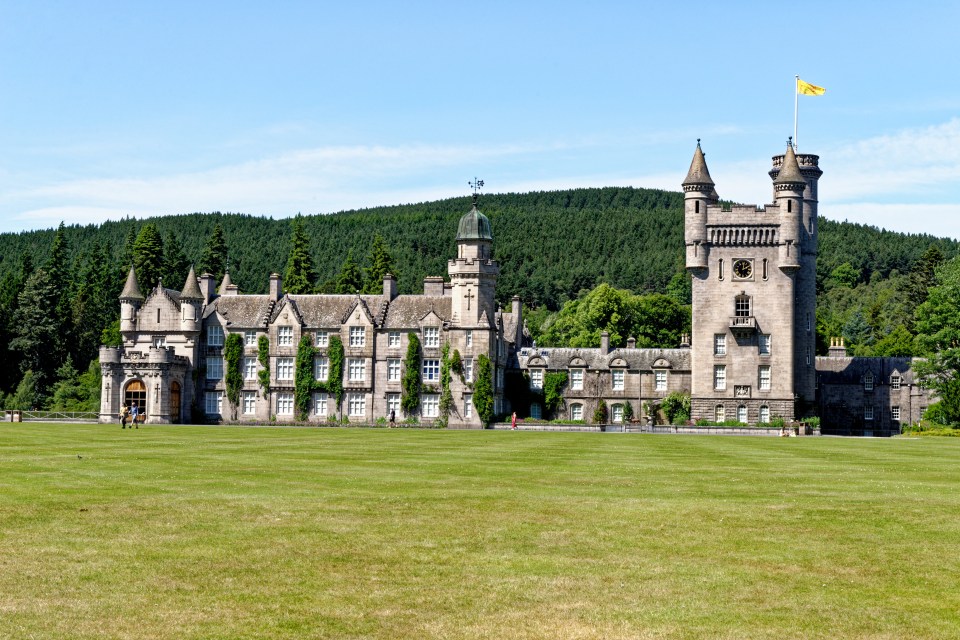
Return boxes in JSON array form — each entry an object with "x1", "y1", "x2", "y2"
[
  {"x1": 269, "y1": 273, "x2": 283, "y2": 300},
  {"x1": 383, "y1": 273, "x2": 397, "y2": 301},
  {"x1": 600, "y1": 331, "x2": 610, "y2": 356}
]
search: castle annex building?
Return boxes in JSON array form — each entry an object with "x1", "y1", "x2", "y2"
[{"x1": 100, "y1": 143, "x2": 933, "y2": 435}]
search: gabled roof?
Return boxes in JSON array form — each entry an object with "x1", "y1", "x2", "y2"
[
  {"x1": 206, "y1": 295, "x2": 276, "y2": 327},
  {"x1": 289, "y1": 294, "x2": 387, "y2": 328},
  {"x1": 120, "y1": 266, "x2": 144, "y2": 300},
  {"x1": 682, "y1": 141, "x2": 715, "y2": 187},
  {"x1": 383, "y1": 296, "x2": 452, "y2": 329}
]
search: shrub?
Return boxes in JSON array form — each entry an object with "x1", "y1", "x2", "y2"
[
  {"x1": 661, "y1": 391, "x2": 690, "y2": 425},
  {"x1": 593, "y1": 400, "x2": 608, "y2": 424}
]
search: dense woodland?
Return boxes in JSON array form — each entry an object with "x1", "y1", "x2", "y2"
[{"x1": 3, "y1": 186, "x2": 960, "y2": 424}]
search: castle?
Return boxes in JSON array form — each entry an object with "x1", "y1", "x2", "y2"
[{"x1": 100, "y1": 143, "x2": 933, "y2": 435}]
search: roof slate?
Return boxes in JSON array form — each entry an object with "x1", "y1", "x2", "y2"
[
  {"x1": 383, "y1": 296, "x2": 452, "y2": 328},
  {"x1": 207, "y1": 295, "x2": 275, "y2": 327}
]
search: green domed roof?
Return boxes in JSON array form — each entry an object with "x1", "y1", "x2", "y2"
[{"x1": 456, "y1": 204, "x2": 493, "y2": 241}]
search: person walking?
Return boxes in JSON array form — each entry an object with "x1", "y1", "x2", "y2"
[
  {"x1": 511, "y1": 411, "x2": 517, "y2": 430},
  {"x1": 130, "y1": 402, "x2": 139, "y2": 428},
  {"x1": 120, "y1": 404, "x2": 128, "y2": 429},
  {"x1": 389, "y1": 409, "x2": 396, "y2": 428}
]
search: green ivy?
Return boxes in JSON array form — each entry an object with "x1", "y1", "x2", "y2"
[
  {"x1": 323, "y1": 336, "x2": 345, "y2": 409},
  {"x1": 224, "y1": 333, "x2": 244, "y2": 409},
  {"x1": 437, "y1": 342, "x2": 453, "y2": 427},
  {"x1": 257, "y1": 335, "x2": 270, "y2": 395},
  {"x1": 474, "y1": 354, "x2": 494, "y2": 426},
  {"x1": 450, "y1": 349, "x2": 463, "y2": 380},
  {"x1": 543, "y1": 372, "x2": 568, "y2": 418},
  {"x1": 294, "y1": 335, "x2": 316, "y2": 420},
  {"x1": 401, "y1": 333, "x2": 421, "y2": 415}
]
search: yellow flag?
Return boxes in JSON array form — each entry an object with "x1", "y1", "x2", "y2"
[{"x1": 797, "y1": 78, "x2": 825, "y2": 96}]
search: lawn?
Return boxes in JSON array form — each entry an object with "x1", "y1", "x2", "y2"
[{"x1": 1, "y1": 424, "x2": 958, "y2": 639}]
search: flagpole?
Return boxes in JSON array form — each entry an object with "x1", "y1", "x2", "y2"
[{"x1": 794, "y1": 75, "x2": 799, "y2": 151}]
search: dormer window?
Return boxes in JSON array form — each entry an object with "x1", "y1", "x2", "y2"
[
  {"x1": 316, "y1": 331, "x2": 329, "y2": 347},
  {"x1": 864, "y1": 372, "x2": 874, "y2": 391},
  {"x1": 423, "y1": 326, "x2": 440, "y2": 348},
  {"x1": 278, "y1": 326, "x2": 293, "y2": 346},
  {"x1": 349, "y1": 326, "x2": 365, "y2": 347},
  {"x1": 891, "y1": 375, "x2": 902, "y2": 390},
  {"x1": 207, "y1": 326, "x2": 224, "y2": 347}
]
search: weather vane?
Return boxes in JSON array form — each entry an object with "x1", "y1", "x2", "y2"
[{"x1": 468, "y1": 177, "x2": 485, "y2": 204}]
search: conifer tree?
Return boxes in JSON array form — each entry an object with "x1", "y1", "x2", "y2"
[
  {"x1": 120, "y1": 226, "x2": 137, "y2": 270},
  {"x1": 364, "y1": 234, "x2": 395, "y2": 294},
  {"x1": 162, "y1": 232, "x2": 190, "y2": 289},
  {"x1": 132, "y1": 223, "x2": 165, "y2": 290},
  {"x1": 199, "y1": 223, "x2": 228, "y2": 281},
  {"x1": 283, "y1": 215, "x2": 317, "y2": 294},
  {"x1": 335, "y1": 250, "x2": 364, "y2": 294},
  {"x1": 10, "y1": 268, "x2": 60, "y2": 396}
]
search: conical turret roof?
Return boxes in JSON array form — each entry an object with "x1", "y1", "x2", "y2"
[
  {"x1": 218, "y1": 271, "x2": 233, "y2": 294},
  {"x1": 180, "y1": 265, "x2": 203, "y2": 300},
  {"x1": 120, "y1": 265, "x2": 144, "y2": 300},
  {"x1": 774, "y1": 145, "x2": 806, "y2": 186},
  {"x1": 682, "y1": 141, "x2": 715, "y2": 187},
  {"x1": 456, "y1": 202, "x2": 493, "y2": 241}
]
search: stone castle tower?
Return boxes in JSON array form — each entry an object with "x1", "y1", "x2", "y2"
[{"x1": 684, "y1": 141, "x2": 821, "y2": 423}]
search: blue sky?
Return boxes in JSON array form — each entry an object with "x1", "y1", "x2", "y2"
[{"x1": 2, "y1": 1, "x2": 959, "y2": 238}]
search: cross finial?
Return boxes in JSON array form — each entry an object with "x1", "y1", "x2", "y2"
[
  {"x1": 696, "y1": 138, "x2": 701, "y2": 147},
  {"x1": 468, "y1": 177, "x2": 485, "y2": 205},
  {"x1": 788, "y1": 135, "x2": 794, "y2": 149}
]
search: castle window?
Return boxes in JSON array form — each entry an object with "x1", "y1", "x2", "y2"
[
  {"x1": 655, "y1": 370, "x2": 667, "y2": 392},
  {"x1": 242, "y1": 392, "x2": 256, "y2": 415},
  {"x1": 759, "y1": 405, "x2": 770, "y2": 423},
  {"x1": 806, "y1": 347, "x2": 811, "y2": 366},
  {"x1": 207, "y1": 325, "x2": 224, "y2": 347},
  {"x1": 715, "y1": 404, "x2": 725, "y2": 422},
  {"x1": 497, "y1": 368, "x2": 504, "y2": 389},
  {"x1": 735, "y1": 295, "x2": 751, "y2": 317},
  {"x1": 529, "y1": 402, "x2": 540, "y2": 420},
  {"x1": 388, "y1": 331, "x2": 400, "y2": 348},
  {"x1": 718, "y1": 259, "x2": 724, "y2": 280},
  {"x1": 316, "y1": 331, "x2": 329, "y2": 347},
  {"x1": 464, "y1": 394, "x2": 474, "y2": 419},
  {"x1": 891, "y1": 375, "x2": 902, "y2": 390},
  {"x1": 465, "y1": 330, "x2": 473, "y2": 348},
  {"x1": 531, "y1": 369, "x2": 544, "y2": 390},
  {"x1": 570, "y1": 404, "x2": 583, "y2": 421},
  {"x1": 806, "y1": 312, "x2": 811, "y2": 333},
  {"x1": 315, "y1": 392, "x2": 328, "y2": 416},
  {"x1": 570, "y1": 369, "x2": 584, "y2": 390},
  {"x1": 612, "y1": 404, "x2": 624, "y2": 423},
  {"x1": 278, "y1": 326, "x2": 293, "y2": 346},
  {"x1": 243, "y1": 357, "x2": 257, "y2": 380},
  {"x1": 421, "y1": 394, "x2": 439, "y2": 418},
  {"x1": 737, "y1": 405, "x2": 748, "y2": 424},
  {"x1": 758, "y1": 366, "x2": 771, "y2": 391},
  {"x1": 714, "y1": 365, "x2": 726, "y2": 390},
  {"x1": 205, "y1": 391, "x2": 223, "y2": 415},
  {"x1": 864, "y1": 405, "x2": 874, "y2": 421},
  {"x1": 348, "y1": 393, "x2": 366, "y2": 417},
  {"x1": 422, "y1": 359, "x2": 440, "y2": 382},
  {"x1": 714, "y1": 334, "x2": 726, "y2": 356},
  {"x1": 787, "y1": 200, "x2": 793, "y2": 213},
  {"x1": 315, "y1": 356, "x2": 329, "y2": 382},
  {"x1": 892, "y1": 406, "x2": 901, "y2": 421},
  {"x1": 695, "y1": 200, "x2": 700, "y2": 214},
  {"x1": 864, "y1": 372, "x2": 874, "y2": 391},
  {"x1": 759, "y1": 334, "x2": 771, "y2": 355},
  {"x1": 245, "y1": 330, "x2": 257, "y2": 346},
  {"x1": 387, "y1": 393, "x2": 401, "y2": 416},
  {"x1": 206, "y1": 357, "x2": 223, "y2": 380},
  {"x1": 348, "y1": 358, "x2": 366, "y2": 382},
  {"x1": 762, "y1": 259, "x2": 768, "y2": 280},
  {"x1": 424, "y1": 327, "x2": 440, "y2": 348},
  {"x1": 349, "y1": 326, "x2": 366, "y2": 347},
  {"x1": 275, "y1": 393, "x2": 294, "y2": 415},
  {"x1": 611, "y1": 370, "x2": 624, "y2": 391},
  {"x1": 464, "y1": 357, "x2": 474, "y2": 382},
  {"x1": 153, "y1": 335, "x2": 166, "y2": 348},
  {"x1": 277, "y1": 358, "x2": 294, "y2": 380},
  {"x1": 387, "y1": 358, "x2": 401, "y2": 382}
]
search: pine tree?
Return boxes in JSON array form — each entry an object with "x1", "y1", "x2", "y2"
[
  {"x1": 199, "y1": 223, "x2": 228, "y2": 281},
  {"x1": 120, "y1": 226, "x2": 137, "y2": 270},
  {"x1": 335, "y1": 250, "x2": 364, "y2": 294},
  {"x1": 162, "y1": 232, "x2": 190, "y2": 289},
  {"x1": 132, "y1": 223, "x2": 165, "y2": 290},
  {"x1": 10, "y1": 268, "x2": 60, "y2": 397},
  {"x1": 283, "y1": 215, "x2": 317, "y2": 294},
  {"x1": 364, "y1": 234, "x2": 395, "y2": 294}
]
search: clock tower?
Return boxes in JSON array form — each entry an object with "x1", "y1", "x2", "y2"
[{"x1": 685, "y1": 142, "x2": 821, "y2": 424}]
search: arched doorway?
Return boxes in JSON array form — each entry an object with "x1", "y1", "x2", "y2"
[
  {"x1": 124, "y1": 380, "x2": 146, "y2": 420},
  {"x1": 170, "y1": 381, "x2": 181, "y2": 424}
]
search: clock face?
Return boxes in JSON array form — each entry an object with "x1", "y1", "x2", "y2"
[{"x1": 733, "y1": 259, "x2": 753, "y2": 279}]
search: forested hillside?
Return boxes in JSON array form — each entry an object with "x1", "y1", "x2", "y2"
[{"x1": 2, "y1": 186, "x2": 959, "y2": 411}]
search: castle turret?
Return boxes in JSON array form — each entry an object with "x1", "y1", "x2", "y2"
[
  {"x1": 773, "y1": 145, "x2": 805, "y2": 271},
  {"x1": 683, "y1": 141, "x2": 714, "y2": 271},
  {"x1": 448, "y1": 196, "x2": 499, "y2": 325},
  {"x1": 119, "y1": 265, "x2": 144, "y2": 334},
  {"x1": 179, "y1": 265, "x2": 203, "y2": 333}
]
